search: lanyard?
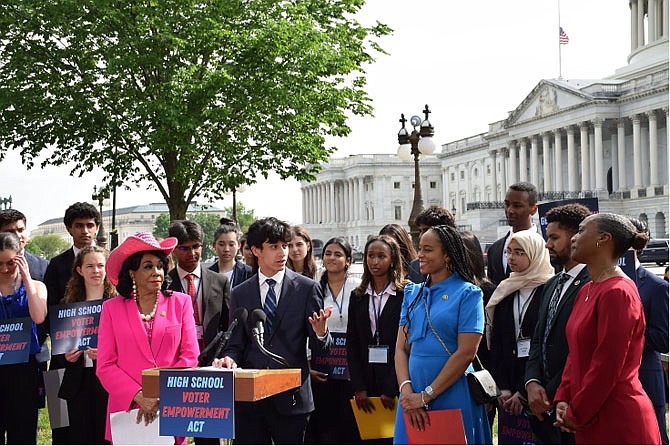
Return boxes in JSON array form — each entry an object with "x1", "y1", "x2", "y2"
[
  {"x1": 370, "y1": 282, "x2": 391, "y2": 340},
  {"x1": 515, "y1": 288, "x2": 536, "y2": 339},
  {"x1": 230, "y1": 268, "x2": 236, "y2": 287},
  {"x1": 327, "y1": 283, "x2": 345, "y2": 319}
]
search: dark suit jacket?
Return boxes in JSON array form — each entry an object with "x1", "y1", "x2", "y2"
[
  {"x1": 346, "y1": 288, "x2": 403, "y2": 398},
  {"x1": 486, "y1": 234, "x2": 510, "y2": 286},
  {"x1": 407, "y1": 259, "x2": 425, "y2": 284},
  {"x1": 490, "y1": 285, "x2": 545, "y2": 395},
  {"x1": 167, "y1": 266, "x2": 231, "y2": 364},
  {"x1": 223, "y1": 268, "x2": 331, "y2": 415},
  {"x1": 525, "y1": 267, "x2": 590, "y2": 400},
  {"x1": 44, "y1": 248, "x2": 75, "y2": 310},
  {"x1": 636, "y1": 266, "x2": 669, "y2": 407},
  {"x1": 25, "y1": 250, "x2": 48, "y2": 281},
  {"x1": 208, "y1": 260, "x2": 252, "y2": 289}
]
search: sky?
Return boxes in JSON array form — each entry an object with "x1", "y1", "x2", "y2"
[{"x1": 0, "y1": 0, "x2": 631, "y2": 233}]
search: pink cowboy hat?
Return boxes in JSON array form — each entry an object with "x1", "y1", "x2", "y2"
[{"x1": 106, "y1": 232, "x2": 178, "y2": 285}]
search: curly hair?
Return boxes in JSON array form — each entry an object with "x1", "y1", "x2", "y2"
[
  {"x1": 63, "y1": 202, "x2": 101, "y2": 228},
  {"x1": 286, "y1": 226, "x2": 317, "y2": 279},
  {"x1": 545, "y1": 203, "x2": 592, "y2": 233},
  {"x1": 356, "y1": 235, "x2": 406, "y2": 296},
  {"x1": 0, "y1": 209, "x2": 26, "y2": 228},
  {"x1": 628, "y1": 217, "x2": 651, "y2": 257},
  {"x1": 64, "y1": 246, "x2": 116, "y2": 303},
  {"x1": 379, "y1": 224, "x2": 417, "y2": 276},
  {"x1": 594, "y1": 213, "x2": 650, "y2": 258},
  {"x1": 116, "y1": 250, "x2": 173, "y2": 299}
]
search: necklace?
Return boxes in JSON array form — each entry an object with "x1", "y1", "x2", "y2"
[
  {"x1": 585, "y1": 266, "x2": 616, "y2": 302},
  {"x1": 138, "y1": 291, "x2": 160, "y2": 321}
]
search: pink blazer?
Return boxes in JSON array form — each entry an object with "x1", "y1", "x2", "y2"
[{"x1": 96, "y1": 291, "x2": 199, "y2": 442}]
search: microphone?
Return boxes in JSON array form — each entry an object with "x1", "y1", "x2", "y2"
[
  {"x1": 199, "y1": 307, "x2": 248, "y2": 365},
  {"x1": 250, "y1": 309, "x2": 290, "y2": 367}
]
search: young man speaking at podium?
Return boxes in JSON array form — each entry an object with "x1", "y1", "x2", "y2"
[{"x1": 213, "y1": 217, "x2": 332, "y2": 444}]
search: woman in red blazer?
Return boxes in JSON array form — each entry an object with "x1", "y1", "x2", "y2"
[
  {"x1": 97, "y1": 233, "x2": 199, "y2": 444},
  {"x1": 554, "y1": 214, "x2": 660, "y2": 444}
]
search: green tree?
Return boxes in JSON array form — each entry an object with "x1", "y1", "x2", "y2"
[
  {"x1": 25, "y1": 235, "x2": 70, "y2": 260},
  {"x1": 154, "y1": 212, "x2": 222, "y2": 261},
  {"x1": 0, "y1": 1, "x2": 390, "y2": 220},
  {"x1": 224, "y1": 203, "x2": 256, "y2": 234}
]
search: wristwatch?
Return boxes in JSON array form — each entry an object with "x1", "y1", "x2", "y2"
[{"x1": 424, "y1": 385, "x2": 435, "y2": 399}]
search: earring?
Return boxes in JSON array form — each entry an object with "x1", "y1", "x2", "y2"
[
  {"x1": 132, "y1": 279, "x2": 138, "y2": 300},
  {"x1": 596, "y1": 241, "x2": 601, "y2": 248}
]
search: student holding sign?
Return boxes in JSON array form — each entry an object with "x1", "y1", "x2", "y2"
[
  {"x1": 0, "y1": 232, "x2": 47, "y2": 444},
  {"x1": 306, "y1": 237, "x2": 361, "y2": 444},
  {"x1": 58, "y1": 246, "x2": 116, "y2": 444},
  {"x1": 347, "y1": 235, "x2": 406, "y2": 443},
  {"x1": 97, "y1": 233, "x2": 199, "y2": 445}
]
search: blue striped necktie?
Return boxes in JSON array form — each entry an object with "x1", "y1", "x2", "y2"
[{"x1": 264, "y1": 278, "x2": 278, "y2": 335}]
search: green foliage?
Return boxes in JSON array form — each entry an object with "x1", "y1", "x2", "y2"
[
  {"x1": 154, "y1": 212, "x2": 223, "y2": 261},
  {"x1": 25, "y1": 234, "x2": 70, "y2": 260},
  {"x1": 224, "y1": 203, "x2": 255, "y2": 234},
  {"x1": 0, "y1": 1, "x2": 390, "y2": 220}
]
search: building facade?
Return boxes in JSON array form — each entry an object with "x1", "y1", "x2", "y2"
[
  {"x1": 31, "y1": 202, "x2": 226, "y2": 244},
  {"x1": 302, "y1": 1, "x2": 669, "y2": 243},
  {"x1": 301, "y1": 154, "x2": 443, "y2": 248}
]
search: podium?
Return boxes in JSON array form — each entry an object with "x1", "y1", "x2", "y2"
[{"x1": 142, "y1": 367, "x2": 302, "y2": 401}]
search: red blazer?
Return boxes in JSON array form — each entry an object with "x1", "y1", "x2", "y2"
[
  {"x1": 96, "y1": 291, "x2": 199, "y2": 442},
  {"x1": 554, "y1": 277, "x2": 660, "y2": 444}
]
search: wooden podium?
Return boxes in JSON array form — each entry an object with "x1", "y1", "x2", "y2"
[{"x1": 142, "y1": 367, "x2": 302, "y2": 401}]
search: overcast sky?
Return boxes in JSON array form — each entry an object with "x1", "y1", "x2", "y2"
[{"x1": 1, "y1": 0, "x2": 630, "y2": 232}]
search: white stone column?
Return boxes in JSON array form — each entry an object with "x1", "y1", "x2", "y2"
[
  {"x1": 349, "y1": 179, "x2": 354, "y2": 222},
  {"x1": 508, "y1": 140, "x2": 518, "y2": 184},
  {"x1": 542, "y1": 132, "x2": 551, "y2": 192},
  {"x1": 443, "y1": 167, "x2": 449, "y2": 211},
  {"x1": 580, "y1": 122, "x2": 591, "y2": 191},
  {"x1": 633, "y1": 115, "x2": 643, "y2": 188},
  {"x1": 611, "y1": 129, "x2": 619, "y2": 192},
  {"x1": 489, "y1": 150, "x2": 498, "y2": 201},
  {"x1": 530, "y1": 136, "x2": 539, "y2": 187},
  {"x1": 649, "y1": 0, "x2": 657, "y2": 41},
  {"x1": 647, "y1": 111, "x2": 659, "y2": 186},
  {"x1": 554, "y1": 129, "x2": 563, "y2": 192},
  {"x1": 357, "y1": 177, "x2": 364, "y2": 222},
  {"x1": 499, "y1": 148, "x2": 508, "y2": 199},
  {"x1": 638, "y1": 0, "x2": 645, "y2": 47},
  {"x1": 664, "y1": 0, "x2": 669, "y2": 37},
  {"x1": 567, "y1": 126, "x2": 577, "y2": 191},
  {"x1": 617, "y1": 121, "x2": 627, "y2": 191},
  {"x1": 466, "y1": 161, "x2": 472, "y2": 204},
  {"x1": 327, "y1": 181, "x2": 334, "y2": 223},
  {"x1": 632, "y1": 0, "x2": 639, "y2": 50},
  {"x1": 594, "y1": 119, "x2": 604, "y2": 190},
  {"x1": 519, "y1": 138, "x2": 528, "y2": 182}
]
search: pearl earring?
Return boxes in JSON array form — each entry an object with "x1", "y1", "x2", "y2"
[{"x1": 132, "y1": 279, "x2": 138, "y2": 300}]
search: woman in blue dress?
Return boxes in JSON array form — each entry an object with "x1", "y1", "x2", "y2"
[{"x1": 394, "y1": 225, "x2": 492, "y2": 445}]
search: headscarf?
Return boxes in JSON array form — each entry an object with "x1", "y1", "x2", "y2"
[{"x1": 485, "y1": 229, "x2": 554, "y2": 346}]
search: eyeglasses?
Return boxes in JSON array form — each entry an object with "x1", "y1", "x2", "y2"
[
  {"x1": 176, "y1": 243, "x2": 202, "y2": 252},
  {"x1": 504, "y1": 248, "x2": 527, "y2": 258}
]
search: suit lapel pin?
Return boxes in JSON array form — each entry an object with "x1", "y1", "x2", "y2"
[
  {"x1": 442, "y1": 294, "x2": 448, "y2": 300},
  {"x1": 573, "y1": 280, "x2": 580, "y2": 286},
  {"x1": 160, "y1": 311, "x2": 166, "y2": 317}
]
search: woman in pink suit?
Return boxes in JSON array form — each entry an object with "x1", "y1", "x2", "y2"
[
  {"x1": 97, "y1": 232, "x2": 199, "y2": 444},
  {"x1": 554, "y1": 213, "x2": 661, "y2": 444}
]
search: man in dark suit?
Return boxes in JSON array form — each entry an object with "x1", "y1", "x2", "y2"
[
  {"x1": 487, "y1": 182, "x2": 538, "y2": 286},
  {"x1": 0, "y1": 209, "x2": 48, "y2": 281},
  {"x1": 524, "y1": 203, "x2": 591, "y2": 444},
  {"x1": 167, "y1": 220, "x2": 231, "y2": 364},
  {"x1": 629, "y1": 218, "x2": 669, "y2": 444},
  {"x1": 215, "y1": 217, "x2": 332, "y2": 444},
  {"x1": 407, "y1": 206, "x2": 456, "y2": 283},
  {"x1": 42, "y1": 202, "x2": 100, "y2": 444}
]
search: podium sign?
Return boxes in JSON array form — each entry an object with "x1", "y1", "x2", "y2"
[{"x1": 159, "y1": 368, "x2": 235, "y2": 439}]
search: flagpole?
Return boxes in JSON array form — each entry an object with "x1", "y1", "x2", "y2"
[{"x1": 558, "y1": 0, "x2": 562, "y2": 79}]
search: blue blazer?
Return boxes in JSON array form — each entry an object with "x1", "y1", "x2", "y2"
[
  {"x1": 25, "y1": 250, "x2": 48, "y2": 281},
  {"x1": 208, "y1": 260, "x2": 252, "y2": 289},
  {"x1": 223, "y1": 268, "x2": 331, "y2": 415}
]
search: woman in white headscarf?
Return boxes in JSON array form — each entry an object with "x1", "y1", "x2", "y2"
[{"x1": 486, "y1": 230, "x2": 554, "y2": 443}]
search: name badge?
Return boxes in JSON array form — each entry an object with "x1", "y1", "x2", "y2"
[
  {"x1": 517, "y1": 338, "x2": 531, "y2": 358},
  {"x1": 196, "y1": 325, "x2": 204, "y2": 340},
  {"x1": 368, "y1": 345, "x2": 388, "y2": 364}
]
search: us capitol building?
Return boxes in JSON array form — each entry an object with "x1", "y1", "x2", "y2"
[{"x1": 301, "y1": 0, "x2": 669, "y2": 247}]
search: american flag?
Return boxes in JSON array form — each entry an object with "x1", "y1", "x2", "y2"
[{"x1": 559, "y1": 27, "x2": 569, "y2": 45}]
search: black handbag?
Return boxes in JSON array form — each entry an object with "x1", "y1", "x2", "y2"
[{"x1": 424, "y1": 298, "x2": 500, "y2": 405}]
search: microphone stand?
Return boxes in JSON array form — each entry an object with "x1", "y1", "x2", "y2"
[{"x1": 252, "y1": 330, "x2": 290, "y2": 367}]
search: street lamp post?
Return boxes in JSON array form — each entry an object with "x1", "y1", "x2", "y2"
[
  {"x1": 397, "y1": 105, "x2": 436, "y2": 246},
  {"x1": 91, "y1": 185, "x2": 109, "y2": 248}
]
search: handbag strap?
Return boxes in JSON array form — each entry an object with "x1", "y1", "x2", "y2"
[{"x1": 423, "y1": 291, "x2": 485, "y2": 371}]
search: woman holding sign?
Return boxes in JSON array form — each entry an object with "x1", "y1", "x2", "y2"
[
  {"x1": 306, "y1": 237, "x2": 361, "y2": 444},
  {"x1": 59, "y1": 246, "x2": 116, "y2": 444},
  {"x1": 97, "y1": 232, "x2": 199, "y2": 444},
  {"x1": 0, "y1": 231, "x2": 47, "y2": 444},
  {"x1": 347, "y1": 235, "x2": 406, "y2": 443}
]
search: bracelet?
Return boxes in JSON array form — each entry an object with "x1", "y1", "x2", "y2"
[
  {"x1": 420, "y1": 391, "x2": 429, "y2": 410},
  {"x1": 399, "y1": 379, "x2": 412, "y2": 394}
]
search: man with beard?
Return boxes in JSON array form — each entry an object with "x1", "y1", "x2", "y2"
[
  {"x1": 487, "y1": 182, "x2": 538, "y2": 286},
  {"x1": 524, "y1": 203, "x2": 591, "y2": 444}
]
